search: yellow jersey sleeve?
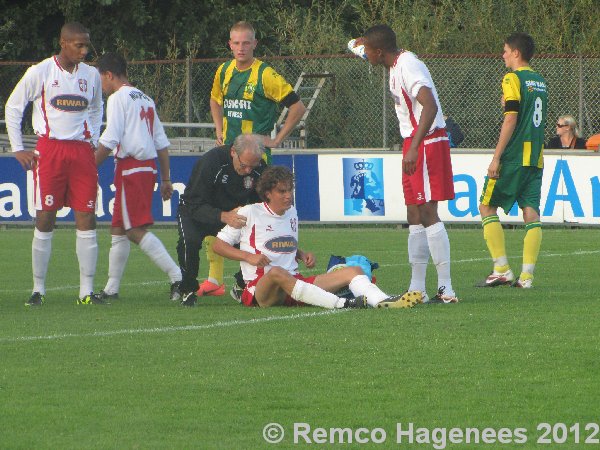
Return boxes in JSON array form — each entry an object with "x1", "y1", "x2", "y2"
[
  {"x1": 502, "y1": 72, "x2": 521, "y2": 115},
  {"x1": 210, "y1": 63, "x2": 225, "y2": 105},
  {"x1": 261, "y1": 66, "x2": 294, "y2": 103}
]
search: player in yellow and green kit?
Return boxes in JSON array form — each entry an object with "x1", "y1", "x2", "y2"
[
  {"x1": 202, "y1": 21, "x2": 306, "y2": 299},
  {"x1": 478, "y1": 32, "x2": 548, "y2": 289}
]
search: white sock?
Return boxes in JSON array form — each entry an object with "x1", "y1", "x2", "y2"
[
  {"x1": 76, "y1": 229, "x2": 98, "y2": 298},
  {"x1": 348, "y1": 274, "x2": 388, "y2": 307},
  {"x1": 426, "y1": 221, "x2": 455, "y2": 296},
  {"x1": 290, "y1": 280, "x2": 345, "y2": 309},
  {"x1": 104, "y1": 235, "x2": 130, "y2": 295},
  {"x1": 207, "y1": 277, "x2": 219, "y2": 285},
  {"x1": 139, "y1": 232, "x2": 182, "y2": 283},
  {"x1": 32, "y1": 228, "x2": 53, "y2": 295},
  {"x1": 408, "y1": 224, "x2": 429, "y2": 293}
]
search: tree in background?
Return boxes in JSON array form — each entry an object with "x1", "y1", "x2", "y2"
[{"x1": 0, "y1": 0, "x2": 598, "y2": 62}]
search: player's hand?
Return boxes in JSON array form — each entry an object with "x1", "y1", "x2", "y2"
[
  {"x1": 402, "y1": 146, "x2": 418, "y2": 175},
  {"x1": 262, "y1": 136, "x2": 279, "y2": 149},
  {"x1": 245, "y1": 253, "x2": 270, "y2": 267},
  {"x1": 222, "y1": 209, "x2": 246, "y2": 228},
  {"x1": 299, "y1": 251, "x2": 316, "y2": 269},
  {"x1": 14, "y1": 150, "x2": 37, "y2": 171},
  {"x1": 160, "y1": 180, "x2": 173, "y2": 201},
  {"x1": 487, "y1": 158, "x2": 501, "y2": 179},
  {"x1": 215, "y1": 132, "x2": 224, "y2": 146}
]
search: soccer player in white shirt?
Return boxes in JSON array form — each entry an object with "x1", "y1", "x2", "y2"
[
  {"x1": 94, "y1": 52, "x2": 182, "y2": 302},
  {"x1": 353, "y1": 25, "x2": 458, "y2": 304},
  {"x1": 5, "y1": 22, "x2": 104, "y2": 306},
  {"x1": 212, "y1": 166, "x2": 421, "y2": 309}
]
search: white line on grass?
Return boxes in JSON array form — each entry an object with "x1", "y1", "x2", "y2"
[{"x1": 0, "y1": 309, "x2": 346, "y2": 343}]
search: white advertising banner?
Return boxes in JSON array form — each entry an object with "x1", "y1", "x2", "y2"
[{"x1": 318, "y1": 153, "x2": 600, "y2": 224}]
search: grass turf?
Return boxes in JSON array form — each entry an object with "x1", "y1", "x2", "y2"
[{"x1": 0, "y1": 226, "x2": 599, "y2": 448}]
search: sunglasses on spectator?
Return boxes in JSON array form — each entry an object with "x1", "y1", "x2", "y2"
[{"x1": 556, "y1": 123, "x2": 569, "y2": 128}]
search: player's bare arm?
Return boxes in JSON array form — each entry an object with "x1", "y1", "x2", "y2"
[
  {"x1": 488, "y1": 113, "x2": 518, "y2": 179},
  {"x1": 209, "y1": 98, "x2": 224, "y2": 145},
  {"x1": 156, "y1": 148, "x2": 173, "y2": 201},
  {"x1": 213, "y1": 238, "x2": 270, "y2": 267},
  {"x1": 94, "y1": 144, "x2": 112, "y2": 166},
  {"x1": 265, "y1": 100, "x2": 306, "y2": 148},
  {"x1": 403, "y1": 86, "x2": 438, "y2": 175}
]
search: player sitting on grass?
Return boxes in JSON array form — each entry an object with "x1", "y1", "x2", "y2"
[{"x1": 205, "y1": 165, "x2": 422, "y2": 309}]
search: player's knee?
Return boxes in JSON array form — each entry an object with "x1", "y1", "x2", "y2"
[
  {"x1": 345, "y1": 265, "x2": 364, "y2": 278},
  {"x1": 479, "y1": 203, "x2": 495, "y2": 217},
  {"x1": 267, "y1": 266, "x2": 290, "y2": 283},
  {"x1": 125, "y1": 227, "x2": 146, "y2": 244}
]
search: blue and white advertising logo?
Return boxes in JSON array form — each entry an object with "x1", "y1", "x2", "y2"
[{"x1": 343, "y1": 158, "x2": 385, "y2": 216}]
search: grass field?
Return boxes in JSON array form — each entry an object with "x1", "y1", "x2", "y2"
[{"x1": 1, "y1": 225, "x2": 599, "y2": 449}]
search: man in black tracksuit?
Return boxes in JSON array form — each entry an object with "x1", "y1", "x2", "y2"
[{"x1": 177, "y1": 133, "x2": 266, "y2": 306}]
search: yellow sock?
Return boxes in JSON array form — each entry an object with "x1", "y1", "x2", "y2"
[
  {"x1": 482, "y1": 215, "x2": 509, "y2": 272},
  {"x1": 204, "y1": 236, "x2": 224, "y2": 285},
  {"x1": 521, "y1": 222, "x2": 542, "y2": 279}
]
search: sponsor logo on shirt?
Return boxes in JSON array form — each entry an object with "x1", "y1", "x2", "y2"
[
  {"x1": 264, "y1": 235, "x2": 297, "y2": 253},
  {"x1": 51, "y1": 80, "x2": 59, "y2": 87},
  {"x1": 266, "y1": 225, "x2": 274, "y2": 232},
  {"x1": 224, "y1": 99, "x2": 252, "y2": 110},
  {"x1": 50, "y1": 94, "x2": 89, "y2": 112},
  {"x1": 525, "y1": 79, "x2": 546, "y2": 93}
]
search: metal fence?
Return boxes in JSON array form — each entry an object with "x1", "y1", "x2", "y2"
[{"x1": 1, "y1": 54, "x2": 599, "y2": 149}]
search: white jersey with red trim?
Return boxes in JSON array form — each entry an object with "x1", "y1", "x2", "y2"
[
  {"x1": 5, "y1": 56, "x2": 103, "y2": 151},
  {"x1": 389, "y1": 51, "x2": 446, "y2": 138},
  {"x1": 99, "y1": 85, "x2": 170, "y2": 160},
  {"x1": 217, "y1": 202, "x2": 299, "y2": 282}
]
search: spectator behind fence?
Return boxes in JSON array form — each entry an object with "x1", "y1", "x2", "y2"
[
  {"x1": 546, "y1": 115, "x2": 587, "y2": 149},
  {"x1": 443, "y1": 115, "x2": 464, "y2": 148}
]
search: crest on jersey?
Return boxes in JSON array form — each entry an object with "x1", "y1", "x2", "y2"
[
  {"x1": 50, "y1": 94, "x2": 89, "y2": 112},
  {"x1": 264, "y1": 235, "x2": 297, "y2": 254},
  {"x1": 78, "y1": 79, "x2": 88, "y2": 92},
  {"x1": 244, "y1": 82, "x2": 256, "y2": 95},
  {"x1": 243, "y1": 176, "x2": 254, "y2": 189}
]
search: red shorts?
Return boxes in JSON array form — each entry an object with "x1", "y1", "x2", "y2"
[
  {"x1": 33, "y1": 137, "x2": 97, "y2": 211},
  {"x1": 112, "y1": 157, "x2": 157, "y2": 230},
  {"x1": 402, "y1": 128, "x2": 455, "y2": 205},
  {"x1": 241, "y1": 273, "x2": 317, "y2": 307}
]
